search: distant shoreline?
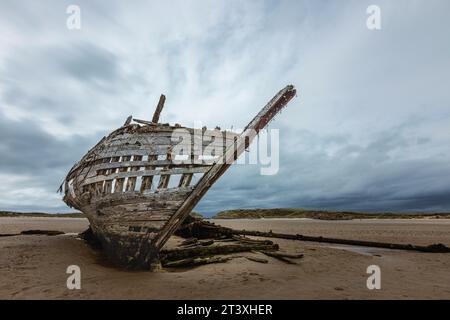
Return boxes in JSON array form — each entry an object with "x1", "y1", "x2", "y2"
[
  {"x1": 212, "y1": 209, "x2": 450, "y2": 220},
  {"x1": 0, "y1": 211, "x2": 85, "y2": 218},
  {"x1": 2, "y1": 209, "x2": 450, "y2": 221}
]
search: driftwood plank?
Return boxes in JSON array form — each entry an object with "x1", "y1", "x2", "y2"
[
  {"x1": 123, "y1": 116, "x2": 132, "y2": 126},
  {"x1": 234, "y1": 229, "x2": 450, "y2": 253},
  {"x1": 162, "y1": 256, "x2": 233, "y2": 268},
  {"x1": 245, "y1": 256, "x2": 269, "y2": 264},
  {"x1": 160, "y1": 243, "x2": 279, "y2": 262},
  {"x1": 257, "y1": 250, "x2": 303, "y2": 264}
]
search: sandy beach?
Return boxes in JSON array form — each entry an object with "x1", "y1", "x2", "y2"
[{"x1": 1, "y1": 217, "x2": 449, "y2": 299}]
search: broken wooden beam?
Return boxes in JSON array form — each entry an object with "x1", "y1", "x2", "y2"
[
  {"x1": 232, "y1": 229, "x2": 450, "y2": 253},
  {"x1": 173, "y1": 217, "x2": 450, "y2": 254},
  {"x1": 259, "y1": 251, "x2": 304, "y2": 260},
  {"x1": 245, "y1": 256, "x2": 269, "y2": 264},
  {"x1": 160, "y1": 243, "x2": 279, "y2": 262},
  {"x1": 180, "y1": 238, "x2": 198, "y2": 246},
  {"x1": 132, "y1": 118, "x2": 157, "y2": 126},
  {"x1": 232, "y1": 235, "x2": 274, "y2": 245},
  {"x1": 123, "y1": 115, "x2": 132, "y2": 126},
  {"x1": 182, "y1": 239, "x2": 215, "y2": 248},
  {"x1": 152, "y1": 94, "x2": 166, "y2": 123}
]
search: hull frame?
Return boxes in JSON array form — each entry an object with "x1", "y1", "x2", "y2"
[{"x1": 62, "y1": 85, "x2": 297, "y2": 268}]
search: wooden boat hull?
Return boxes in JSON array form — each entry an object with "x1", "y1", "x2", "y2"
[
  {"x1": 62, "y1": 85, "x2": 297, "y2": 269},
  {"x1": 83, "y1": 189, "x2": 194, "y2": 267}
]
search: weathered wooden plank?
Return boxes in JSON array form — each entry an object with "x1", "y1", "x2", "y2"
[
  {"x1": 179, "y1": 155, "x2": 199, "y2": 188},
  {"x1": 86, "y1": 205, "x2": 175, "y2": 220},
  {"x1": 157, "y1": 146, "x2": 172, "y2": 189},
  {"x1": 95, "y1": 217, "x2": 172, "y2": 227},
  {"x1": 103, "y1": 156, "x2": 119, "y2": 195},
  {"x1": 123, "y1": 115, "x2": 133, "y2": 126},
  {"x1": 99, "y1": 203, "x2": 178, "y2": 214},
  {"x1": 108, "y1": 130, "x2": 239, "y2": 141},
  {"x1": 179, "y1": 173, "x2": 193, "y2": 188},
  {"x1": 96, "y1": 157, "x2": 111, "y2": 176},
  {"x1": 107, "y1": 130, "x2": 239, "y2": 142},
  {"x1": 96, "y1": 214, "x2": 172, "y2": 223},
  {"x1": 232, "y1": 229, "x2": 450, "y2": 253},
  {"x1": 72, "y1": 156, "x2": 216, "y2": 184},
  {"x1": 94, "y1": 181, "x2": 104, "y2": 196},
  {"x1": 105, "y1": 139, "x2": 232, "y2": 154},
  {"x1": 132, "y1": 118, "x2": 158, "y2": 126},
  {"x1": 125, "y1": 155, "x2": 142, "y2": 192},
  {"x1": 96, "y1": 160, "x2": 211, "y2": 170},
  {"x1": 114, "y1": 178, "x2": 124, "y2": 193},
  {"x1": 97, "y1": 219, "x2": 168, "y2": 229},
  {"x1": 160, "y1": 243, "x2": 279, "y2": 261},
  {"x1": 105, "y1": 130, "x2": 238, "y2": 147},
  {"x1": 92, "y1": 160, "x2": 214, "y2": 176},
  {"x1": 97, "y1": 145, "x2": 173, "y2": 158},
  {"x1": 93, "y1": 145, "x2": 227, "y2": 159},
  {"x1": 83, "y1": 166, "x2": 211, "y2": 185},
  {"x1": 87, "y1": 187, "x2": 194, "y2": 210},
  {"x1": 101, "y1": 224, "x2": 161, "y2": 238},
  {"x1": 104, "y1": 179, "x2": 113, "y2": 194},
  {"x1": 113, "y1": 155, "x2": 129, "y2": 193},
  {"x1": 109, "y1": 156, "x2": 121, "y2": 170},
  {"x1": 97, "y1": 199, "x2": 183, "y2": 213},
  {"x1": 87, "y1": 198, "x2": 184, "y2": 213}
]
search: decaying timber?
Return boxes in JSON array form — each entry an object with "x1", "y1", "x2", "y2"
[
  {"x1": 79, "y1": 218, "x2": 287, "y2": 269},
  {"x1": 62, "y1": 85, "x2": 297, "y2": 269},
  {"x1": 231, "y1": 229, "x2": 450, "y2": 253},
  {"x1": 174, "y1": 217, "x2": 450, "y2": 254}
]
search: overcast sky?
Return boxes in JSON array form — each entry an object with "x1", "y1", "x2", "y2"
[{"x1": 1, "y1": 0, "x2": 449, "y2": 215}]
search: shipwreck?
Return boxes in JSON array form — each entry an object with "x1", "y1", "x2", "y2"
[{"x1": 61, "y1": 85, "x2": 297, "y2": 269}]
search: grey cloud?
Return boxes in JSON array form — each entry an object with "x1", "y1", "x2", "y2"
[
  {"x1": 195, "y1": 121, "x2": 450, "y2": 215},
  {"x1": 0, "y1": 0, "x2": 450, "y2": 215},
  {"x1": 0, "y1": 111, "x2": 102, "y2": 173},
  {"x1": 57, "y1": 44, "x2": 121, "y2": 84},
  {"x1": 0, "y1": 110, "x2": 107, "y2": 211}
]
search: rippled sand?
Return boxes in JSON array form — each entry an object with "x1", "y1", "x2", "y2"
[{"x1": 1, "y1": 217, "x2": 449, "y2": 299}]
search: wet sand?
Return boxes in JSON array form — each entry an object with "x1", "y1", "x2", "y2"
[{"x1": 1, "y1": 217, "x2": 449, "y2": 299}]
